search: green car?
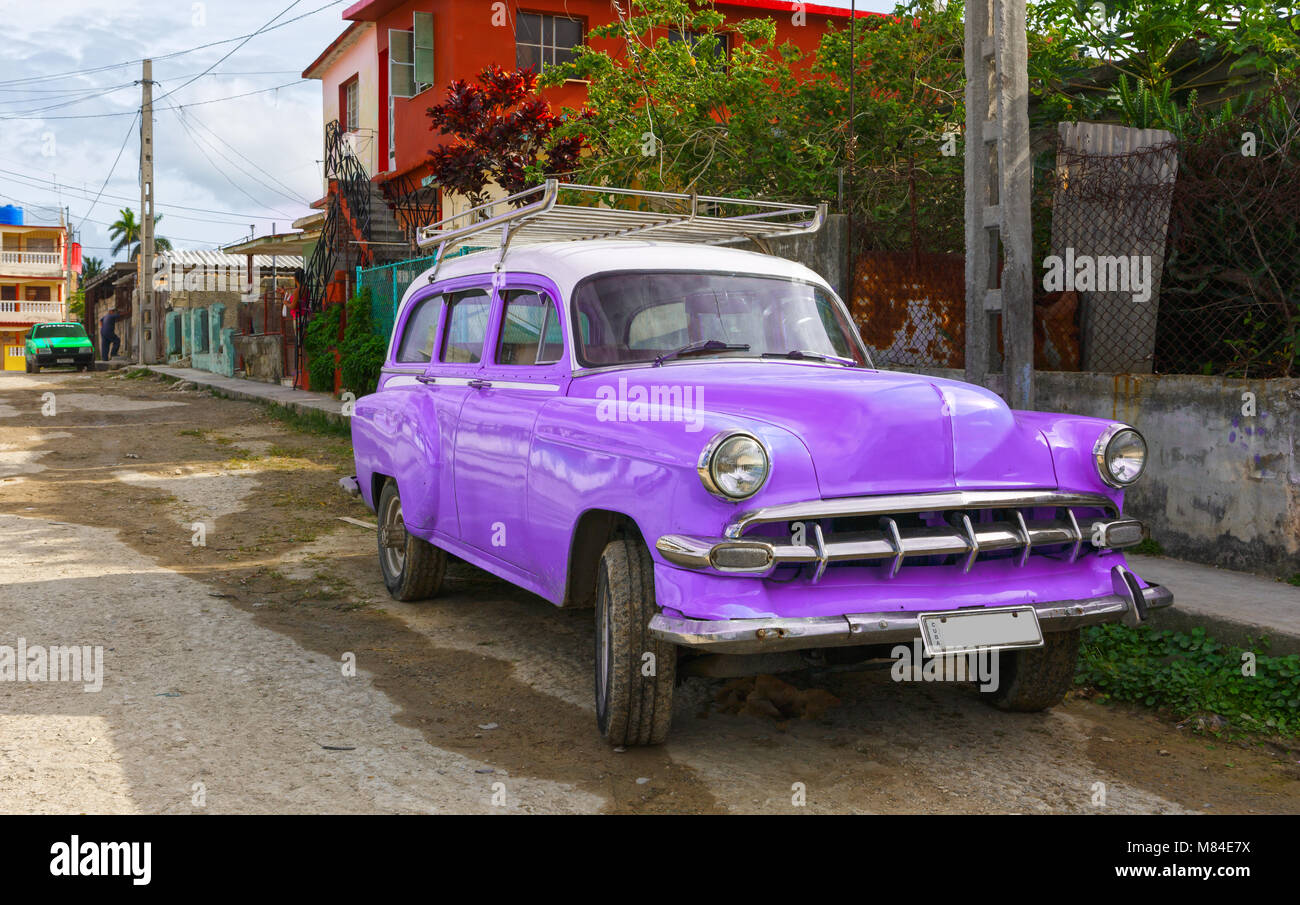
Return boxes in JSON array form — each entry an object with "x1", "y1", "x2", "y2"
[{"x1": 26, "y1": 323, "x2": 95, "y2": 373}]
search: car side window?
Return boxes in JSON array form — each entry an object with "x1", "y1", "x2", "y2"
[
  {"x1": 439, "y1": 289, "x2": 492, "y2": 364},
  {"x1": 496, "y1": 289, "x2": 564, "y2": 366},
  {"x1": 395, "y1": 294, "x2": 443, "y2": 363}
]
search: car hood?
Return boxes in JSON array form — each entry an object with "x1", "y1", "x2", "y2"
[{"x1": 571, "y1": 362, "x2": 1057, "y2": 496}]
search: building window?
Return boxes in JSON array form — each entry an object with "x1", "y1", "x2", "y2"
[
  {"x1": 389, "y1": 25, "x2": 432, "y2": 101},
  {"x1": 516, "y1": 12, "x2": 582, "y2": 72},
  {"x1": 341, "y1": 77, "x2": 360, "y2": 132},
  {"x1": 25, "y1": 286, "x2": 51, "y2": 302},
  {"x1": 0, "y1": 286, "x2": 15, "y2": 301},
  {"x1": 667, "y1": 28, "x2": 729, "y2": 61}
]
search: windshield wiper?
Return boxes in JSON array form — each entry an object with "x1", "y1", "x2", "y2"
[
  {"x1": 761, "y1": 349, "x2": 858, "y2": 366},
  {"x1": 654, "y1": 339, "x2": 750, "y2": 366}
]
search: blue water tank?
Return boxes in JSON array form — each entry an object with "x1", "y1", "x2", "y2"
[{"x1": 0, "y1": 205, "x2": 21, "y2": 226}]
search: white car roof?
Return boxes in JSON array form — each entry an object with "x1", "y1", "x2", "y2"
[{"x1": 395, "y1": 240, "x2": 831, "y2": 320}]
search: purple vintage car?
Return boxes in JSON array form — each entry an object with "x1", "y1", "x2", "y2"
[{"x1": 349, "y1": 218, "x2": 1171, "y2": 746}]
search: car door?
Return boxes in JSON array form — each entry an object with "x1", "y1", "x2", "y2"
[
  {"x1": 453, "y1": 277, "x2": 570, "y2": 576},
  {"x1": 382, "y1": 280, "x2": 492, "y2": 538}
]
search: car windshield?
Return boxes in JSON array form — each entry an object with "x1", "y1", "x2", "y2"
[
  {"x1": 32, "y1": 325, "x2": 86, "y2": 339},
  {"x1": 570, "y1": 271, "x2": 871, "y2": 368}
]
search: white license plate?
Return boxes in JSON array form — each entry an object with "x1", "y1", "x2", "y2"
[
  {"x1": 918, "y1": 606, "x2": 1044, "y2": 656},
  {"x1": 56, "y1": 358, "x2": 73, "y2": 364}
]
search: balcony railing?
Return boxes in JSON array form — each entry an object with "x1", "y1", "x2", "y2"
[
  {"x1": 0, "y1": 300, "x2": 65, "y2": 323},
  {"x1": 0, "y1": 250, "x2": 62, "y2": 267}
]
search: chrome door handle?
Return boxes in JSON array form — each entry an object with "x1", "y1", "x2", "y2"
[
  {"x1": 415, "y1": 375, "x2": 437, "y2": 385},
  {"x1": 468, "y1": 379, "x2": 492, "y2": 389}
]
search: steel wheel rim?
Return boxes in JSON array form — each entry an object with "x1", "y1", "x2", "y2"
[
  {"x1": 595, "y1": 566, "x2": 611, "y2": 712},
  {"x1": 381, "y1": 492, "x2": 406, "y2": 577}
]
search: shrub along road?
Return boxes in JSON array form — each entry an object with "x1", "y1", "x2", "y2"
[{"x1": 0, "y1": 369, "x2": 1296, "y2": 814}]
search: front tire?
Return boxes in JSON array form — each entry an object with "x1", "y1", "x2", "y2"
[
  {"x1": 594, "y1": 534, "x2": 676, "y2": 746},
  {"x1": 988, "y1": 629, "x2": 1080, "y2": 712},
  {"x1": 376, "y1": 479, "x2": 446, "y2": 601}
]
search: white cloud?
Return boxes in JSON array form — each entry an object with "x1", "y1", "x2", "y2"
[{"x1": 0, "y1": 0, "x2": 343, "y2": 260}]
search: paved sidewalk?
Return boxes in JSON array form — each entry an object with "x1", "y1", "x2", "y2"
[
  {"x1": 143, "y1": 366, "x2": 346, "y2": 423},
  {"x1": 140, "y1": 367, "x2": 1300, "y2": 654},
  {"x1": 1131, "y1": 554, "x2": 1300, "y2": 655}
]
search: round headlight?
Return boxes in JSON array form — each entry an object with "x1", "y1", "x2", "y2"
[
  {"x1": 1094, "y1": 426, "x2": 1147, "y2": 487},
  {"x1": 699, "y1": 432, "x2": 769, "y2": 500}
]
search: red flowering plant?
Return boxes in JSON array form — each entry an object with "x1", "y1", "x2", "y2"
[{"x1": 426, "y1": 64, "x2": 588, "y2": 209}]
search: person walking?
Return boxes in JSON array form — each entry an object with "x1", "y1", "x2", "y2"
[{"x1": 99, "y1": 310, "x2": 122, "y2": 361}]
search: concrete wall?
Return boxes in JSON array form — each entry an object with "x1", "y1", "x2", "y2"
[
  {"x1": 233, "y1": 334, "x2": 283, "y2": 384},
  {"x1": 913, "y1": 367, "x2": 1300, "y2": 578}
]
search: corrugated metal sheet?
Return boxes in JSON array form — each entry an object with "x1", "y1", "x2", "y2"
[{"x1": 160, "y1": 250, "x2": 303, "y2": 271}]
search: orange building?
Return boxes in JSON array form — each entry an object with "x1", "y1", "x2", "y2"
[{"x1": 0, "y1": 208, "x2": 75, "y2": 371}]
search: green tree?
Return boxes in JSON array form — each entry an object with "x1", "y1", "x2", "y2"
[
  {"x1": 80, "y1": 256, "x2": 104, "y2": 282},
  {"x1": 543, "y1": 0, "x2": 834, "y2": 201},
  {"x1": 107, "y1": 208, "x2": 173, "y2": 260},
  {"x1": 1027, "y1": 0, "x2": 1300, "y2": 129}
]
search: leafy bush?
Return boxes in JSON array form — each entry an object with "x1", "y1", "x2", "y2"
[
  {"x1": 339, "y1": 289, "x2": 386, "y2": 397},
  {"x1": 303, "y1": 303, "x2": 341, "y2": 394},
  {"x1": 1077, "y1": 624, "x2": 1300, "y2": 737}
]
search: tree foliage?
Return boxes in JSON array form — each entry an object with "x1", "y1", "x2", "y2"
[
  {"x1": 107, "y1": 208, "x2": 171, "y2": 260},
  {"x1": 426, "y1": 65, "x2": 586, "y2": 208}
]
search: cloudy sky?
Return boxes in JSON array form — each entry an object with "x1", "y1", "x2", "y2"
[{"x1": 0, "y1": 0, "x2": 896, "y2": 265}]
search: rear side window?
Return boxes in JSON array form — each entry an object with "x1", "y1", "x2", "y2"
[
  {"x1": 496, "y1": 289, "x2": 564, "y2": 366},
  {"x1": 395, "y1": 295, "x2": 442, "y2": 363},
  {"x1": 440, "y1": 289, "x2": 492, "y2": 364}
]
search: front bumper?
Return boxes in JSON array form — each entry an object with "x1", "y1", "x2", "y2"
[
  {"x1": 34, "y1": 350, "x2": 94, "y2": 366},
  {"x1": 648, "y1": 566, "x2": 1173, "y2": 654}
]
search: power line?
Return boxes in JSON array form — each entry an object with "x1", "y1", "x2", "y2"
[
  {"x1": 165, "y1": 102, "x2": 310, "y2": 206},
  {"x1": 153, "y1": 0, "x2": 309, "y2": 107},
  {"x1": 0, "y1": 84, "x2": 137, "y2": 121},
  {"x1": 74, "y1": 111, "x2": 139, "y2": 234},
  {"x1": 0, "y1": 79, "x2": 311, "y2": 120},
  {"x1": 0, "y1": 170, "x2": 277, "y2": 227},
  {"x1": 0, "y1": 191, "x2": 223, "y2": 246},
  {"x1": 0, "y1": 0, "x2": 347, "y2": 88},
  {"x1": 0, "y1": 167, "x2": 300, "y2": 221},
  {"x1": 164, "y1": 104, "x2": 301, "y2": 220}
]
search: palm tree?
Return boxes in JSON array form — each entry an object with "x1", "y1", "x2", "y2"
[
  {"x1": 107, "y1": 208, "x2": 172, "y2": 260},
  {"x1": 81, "y1": 256, "x2": 104, "y2": 282}
]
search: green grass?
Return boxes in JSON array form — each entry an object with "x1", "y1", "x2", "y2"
[
  {"x1": 1131, "y1": 537, "x2": 1165, "y2": 556},
  {"x1": 1286, "y1": 573, "x2": 1300, "y2": 587},
  {"x1": 1077, "y1": 624, "x2": 1300, "y2": 737},
  {"x1": 261, "y1": 402, "x2": 351, "y2": 439}
]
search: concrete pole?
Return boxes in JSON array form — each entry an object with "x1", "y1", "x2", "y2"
[
  {"x1": 964, "y1": 0, "x2": 1034, "y2": 409},
  {"x1": 138, "y1": 59, "x2": 155, "y2": 365}
]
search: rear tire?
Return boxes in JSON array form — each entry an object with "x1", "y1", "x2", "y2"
[
  {"x1": 594, "y1": 533, "x2": 676, "y2": 746},
  {"x1": 376, "y1": 479, "x2": 446, "y2": 601},
  {"x1": 988, "y1": 629, "x2": 1080, "y2": 712}
]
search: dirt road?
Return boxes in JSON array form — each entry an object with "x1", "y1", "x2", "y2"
[{"x1": 1, "y1": 369, "x2": 1297, "y2": 814}]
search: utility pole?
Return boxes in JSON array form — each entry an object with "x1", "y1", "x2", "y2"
[
  {"x1": 964, "y1": 0, "x2": 1033, "y2": 409},
  {"x1": 137, "y1": 59, "x2": 155, "y2": 365}
]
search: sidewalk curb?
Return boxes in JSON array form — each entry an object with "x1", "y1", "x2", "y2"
[{"x1": 140, "y1": 366, "x2": 349, "y2": 429}]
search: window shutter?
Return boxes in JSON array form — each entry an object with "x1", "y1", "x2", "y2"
[{"x1": 413, "y1": 12, "x2": 434, "y2": 88}]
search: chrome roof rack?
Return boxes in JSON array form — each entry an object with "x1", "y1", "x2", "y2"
[{"x1": 415, "y1": 179, "x2": 826, "y2": 278}]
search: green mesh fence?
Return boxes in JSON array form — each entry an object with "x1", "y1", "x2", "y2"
[{"x1": 357, "y1": 247, "x2": 482, "y2": 342}]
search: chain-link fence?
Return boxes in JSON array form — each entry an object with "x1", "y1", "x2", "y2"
[
  {"x1": 853, "y1": 87, "x2": 1300, "y2": 377},
  {"x1": 356, "y1": 248, "x2": 482, "y2": 342},
  {"x1": 850, "y1": 163, "x2": 967, "y2": 369},
  {"x1": 1156, "y1": 91, "x2": 1300, "y2": 378}
]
